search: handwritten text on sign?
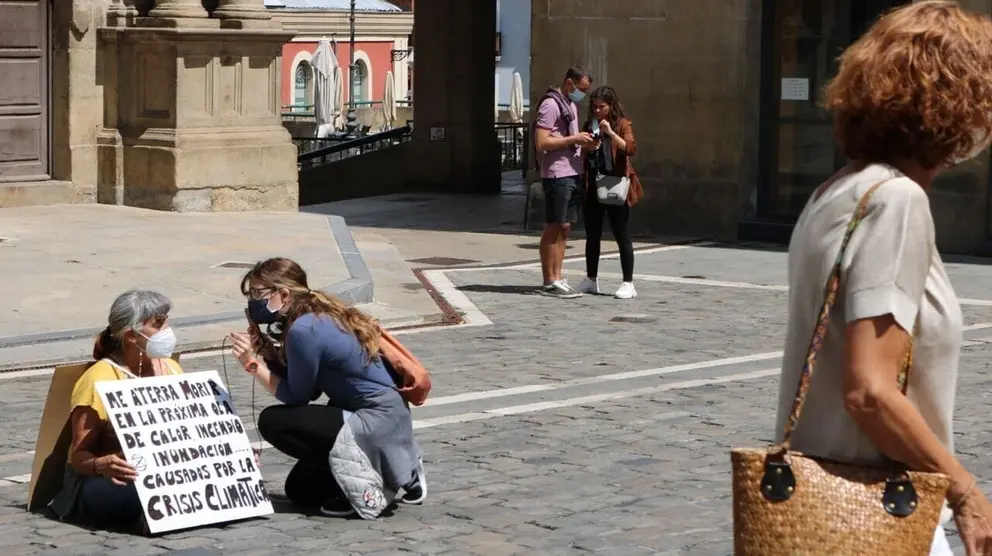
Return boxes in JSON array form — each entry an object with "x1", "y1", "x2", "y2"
[{"x1": 96, "y1": 371, "x2": 273, "y2": 533}]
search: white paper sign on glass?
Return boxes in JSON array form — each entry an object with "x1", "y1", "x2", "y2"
[
  {"x1": 780, "y1": 78, "x2": 810, "y2": 101},
  {"x1": 95, "y1": 370, "x2": 273, "y2": 534}
]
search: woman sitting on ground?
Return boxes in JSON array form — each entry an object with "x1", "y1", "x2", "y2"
[
  {"x1": 228, "y1": 257, "x2": 425, "y2": 518},
  {"x1": 49, "y1": 289, "x2": 182, "y2": 530}
]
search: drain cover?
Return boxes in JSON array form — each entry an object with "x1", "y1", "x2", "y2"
[
  {"x1": 610, "y1": 314, "x2": 658, "y2": 324},
  {"x1": 407, "y1": 257, "x2": 480, "y2": 266},
  {"x1": 212, "y1": 261, "x2": 255, "y2": 269}
]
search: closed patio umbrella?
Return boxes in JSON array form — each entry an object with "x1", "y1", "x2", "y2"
[
  {"x1": 311, "y1": 38, "x2": 338, "y2": 138},
  {"x1": 382, "y1": 71, "x2": 396, "y2": 130},
  {"x1": 509, "y1": 71, "x2": 524, "y2": 123},
  {"x1": 333, "y1": 65, "x2": 346, "y2": 131}
]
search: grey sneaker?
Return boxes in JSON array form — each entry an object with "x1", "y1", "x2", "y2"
[{"x1": 541, "y1": 280, "x2": 582, "y2": 299}]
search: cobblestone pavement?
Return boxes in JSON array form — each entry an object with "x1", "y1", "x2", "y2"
[{"x1": 0, "y1": 245, "x2": 990, "y2": 554}]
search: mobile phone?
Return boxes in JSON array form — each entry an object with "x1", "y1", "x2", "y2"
[
  {"x1": 245, "y1": 309, "x2": 262, "y2": 337},
  {"x1": 245, "y1": 309, "x2": 270, "y2": 354}
]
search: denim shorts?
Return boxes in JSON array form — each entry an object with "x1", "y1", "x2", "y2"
[{"x1": 542, "y1": 175, "x2": 581, "y2": 225}]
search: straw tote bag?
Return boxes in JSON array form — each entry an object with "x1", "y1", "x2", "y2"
[{"x1": 731, "y1": 180, "x2": 951, "y2": 555}]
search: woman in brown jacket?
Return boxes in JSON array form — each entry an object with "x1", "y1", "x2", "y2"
[{"x1": 576, "y1": 86, "x2": 643, "y2": 299}]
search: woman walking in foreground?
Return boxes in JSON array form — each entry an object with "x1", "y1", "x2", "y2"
[{"x1": 769, "y1": 2, "x2": 992, "y2": 554}]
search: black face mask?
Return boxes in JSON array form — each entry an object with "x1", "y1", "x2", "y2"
[{"x1": 247, "y1": 299, "x2": 280, "y2": 325}]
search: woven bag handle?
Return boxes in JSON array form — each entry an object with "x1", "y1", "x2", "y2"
[{"x1": 779, "y1": 179, "x2": 914, "y2": 450}]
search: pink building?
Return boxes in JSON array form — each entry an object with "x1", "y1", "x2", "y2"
[{"x1": 267, "y1": 0, "x2": 414, "y2": 110}]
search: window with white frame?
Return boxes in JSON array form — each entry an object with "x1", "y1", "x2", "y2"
[
  {"x1": 294, "y1": 62, "x2": 311, "y2": 110},
  {"x1": 352, "y1": 60, "x2": 369, "y2": 104}
]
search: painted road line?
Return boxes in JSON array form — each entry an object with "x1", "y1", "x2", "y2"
[
  {"x1": 574, "y1": 271, "x2": 788, "y2": 292},
  {"x1": 558, "y1": 268, "x2": 992, "y2": 307},
  {"x1": 420, "y1": 269, "x2": 492, "y2": 327},
  {"x1": 0, "y1": 367, "x2": 777, "y2": 486},
  {"x1": 413, "y1": 368, "x2": 780, "y2": 429},
  {"x1": 443, "y1": 243, "x2": 711, "y2": 273},
  {"x1": 423, "y1": 350, "x2": 784, "y2": 407}
]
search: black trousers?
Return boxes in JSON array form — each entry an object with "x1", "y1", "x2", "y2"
[
  {"x1": 76, "y1": 475, "x2": 143, "y2": 530},
  {"x1": 257, "y1": 404, "x2": 346, "y2": 506},
  {"x1": 584, "y1": 189, "x2": 635, "y2": 282}
]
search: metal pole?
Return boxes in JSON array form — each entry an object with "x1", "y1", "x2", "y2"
[{"x1": 344, "y1": 0, "x2": 359, "y2": 137}]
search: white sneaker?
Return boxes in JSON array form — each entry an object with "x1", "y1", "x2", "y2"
[
  {"x1": 615, "y1": 282, "x2": 637, "y2": 299},
  {"x1": 576, "y1": 277, "x2": 600, "y2": 294}
]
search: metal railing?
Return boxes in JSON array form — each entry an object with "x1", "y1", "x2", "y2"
[
  {"x1": 281, "y1": 99, "x2": 413, "y2": 119},
  {"x1": 297, "y1": 125, "x2": 412, "y2": 169},
  {"x1": 495, "y1": 122, "x2": 528, "y2": 172},
  {"x1": 292, "y1": 137, "x2": 341, "y2": 154}
]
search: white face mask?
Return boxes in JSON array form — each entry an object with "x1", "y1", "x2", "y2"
[{"x1": 140, "y1": 327, "x2": 177, "y2": 359}]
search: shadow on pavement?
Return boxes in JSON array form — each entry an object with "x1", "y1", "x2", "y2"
[{"x1": 456, "y1": 284, "x2": 541, "y2": 296}]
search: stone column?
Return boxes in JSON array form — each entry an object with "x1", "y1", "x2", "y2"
[
  {"x1": 148, "y1": 0, "x2": 209, "y2": 20},
  {"x1": 212, "y1": 0, "x2": 274, "y2": 28},
  {"x1": 107, "y1": 0, "x2": 138, "y2": 27},
  {"x1": 407, "y1": 0, "x2": 500, "y2": 193},
  {"x1": 108, "y1": 26, "x2": 298, "y2": 212}
]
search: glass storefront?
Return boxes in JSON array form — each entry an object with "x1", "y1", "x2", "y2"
[{"x1": 758, "y1": 0, "x2": 907, "y2": 218}]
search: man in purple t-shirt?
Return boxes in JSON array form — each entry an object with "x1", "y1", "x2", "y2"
[{"x1": 533, "y1": 65, "x2": 595, "y2": 298}]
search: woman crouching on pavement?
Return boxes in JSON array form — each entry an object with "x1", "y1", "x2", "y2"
[
  {"x1": 228, "y1": 257, "x2": 426, "y2": 519},
  {"x1": 49, "y1": 289, "x2": 183, "y2": 531}
]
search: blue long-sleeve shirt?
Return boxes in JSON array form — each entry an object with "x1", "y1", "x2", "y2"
[{"x1": 274, "y1": 313, "x2": 395, "y2": 409}]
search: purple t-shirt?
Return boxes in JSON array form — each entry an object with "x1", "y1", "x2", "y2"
[{"x1": 535, "y1": 97, "x2": 582, "y2": 179}]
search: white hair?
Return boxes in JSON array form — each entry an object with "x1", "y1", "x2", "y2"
[{"x1": 107, "y1": 289, "x2": 172, "y2": 338}]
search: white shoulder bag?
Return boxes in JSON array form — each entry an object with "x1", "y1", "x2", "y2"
[{"x1": 595, "y1": 174, "x2": 631, "y2": 206}]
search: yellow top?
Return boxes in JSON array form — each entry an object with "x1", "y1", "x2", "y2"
[{"x1": 70, "y1": 358, "x2": 184, "y2": 421}]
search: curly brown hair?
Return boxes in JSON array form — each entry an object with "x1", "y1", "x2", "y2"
[
  {"x1": 241, "y1": 258, "x2": 381, "y2": 363},
  {"x1": 823, "y1": 1, "x2": 992, "y2": 169}
]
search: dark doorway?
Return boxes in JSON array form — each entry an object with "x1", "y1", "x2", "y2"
[
  {"x1": 752, "y1": 0, "x2": 907, "y2": 224},
  {"x1": 0, "y1": 0, "x2": 50, "y2": 182}
]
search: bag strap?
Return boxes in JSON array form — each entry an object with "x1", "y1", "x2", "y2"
[{"x1": 779, "y1": 179, "x2": 914, "y2": 449}]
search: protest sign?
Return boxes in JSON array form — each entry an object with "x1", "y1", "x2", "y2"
[{"x1": 95, "y1": 370, "x2": 273, "y2": 533}]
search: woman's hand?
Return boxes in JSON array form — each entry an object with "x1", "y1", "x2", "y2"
[
  {"x1": 248, "y1": 326, "x2": 263, "y2": 351},
  {"x1": 248, "y1": 326, "x2": 277, "y2": 361},
  {"x1": 599, "y1": 119, "x2": 614, "y2": 137},
  {"x1": 954, "y1": 487, "x2": 992, "y2": 555},
  {"x1": 228, "y1": 332, "x2": 257, "y2": 369},
  {"x1": 94, "y1": 454, "x2": 138, "y2": 485}
]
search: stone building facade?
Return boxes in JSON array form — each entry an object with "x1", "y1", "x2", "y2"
[
  {"x1": 530, "y1": 0, "x2": 992, "y2": 255},
  {"x1": 0, "y1": 0, "x2": 297, "y2": 211}
]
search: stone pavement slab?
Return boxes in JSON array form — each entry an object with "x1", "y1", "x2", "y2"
[
  {"x1": 302, "y1": 174, "x2": 674, "y2": 270},
  {"x1": 0, "y1": 205, "x2": 349, "y2": 339},
  {"x1": 0, "y1": 246, "x2": 988, "y2": 553}
]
